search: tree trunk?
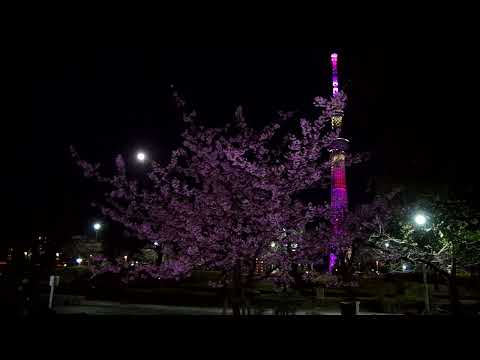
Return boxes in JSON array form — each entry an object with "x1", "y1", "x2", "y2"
[
  {"x1": 222, "y1": 287, "x2": 229, "y2": 315},
  {"x1": 448, "y1": 259, "x2": 461, "y2": 316},
  {"x1": 231, "y1": 263, "x2": 242, "y2": 317},
  {"x1": 422, "y1": 263, "x2": 431, "y2": 314},
  {"x1": 155, "y1": 248, "x2": 163, "y2": 265},
  {"x1": 433, "y1": 271, "x2": 440, "y2": 291}
]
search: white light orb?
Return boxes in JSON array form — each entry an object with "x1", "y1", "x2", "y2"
[
  {"x1": 136, "y1": 152, "x2": 147, "y2": 162},
  {"x1": 93, "y1": 223, "x2": 102, "y2": 231},
  {"x1": 76, "y1": 258, "x2": 83, "y2": 265},
  {"x1": 415, "y1": 214, "x2": 427, "y2": 226}
]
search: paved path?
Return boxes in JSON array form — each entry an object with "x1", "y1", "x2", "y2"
[{"x1": 54, "y1": 300, "x2": 401, "y2": 316}]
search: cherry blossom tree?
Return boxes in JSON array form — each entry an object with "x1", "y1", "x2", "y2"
[
  {"x1": 304, "y1": 191, "x2": 400, "y2": 297},
  {"x1": 72, "y1": 91, "x2": 363, "y2": 315},
  {"x1": 367, "y1": 196, "x2": 480, "y2": 315}
]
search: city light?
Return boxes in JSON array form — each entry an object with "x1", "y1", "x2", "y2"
[
  {"x1": 154, "y1": 241, "x2": 159, "y2": 247},
  {"x1": 76, "y1": 258, "x2": 83, "y2": 265},
  {"x1": 93, "y1": 223, "x2": 102, "y2": 231},
  {"x1": 402, "y1": 264, "x2": 408, "y2": 272},
  {"x1": 271, "y1": 242, "x2": 276, "y2": 248},
  {"x1": 56, "y1": 253, "x2": 60, "y2": 257}
]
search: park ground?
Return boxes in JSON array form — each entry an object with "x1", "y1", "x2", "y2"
[{"x1": 29, "y1": 268, "x2": 480, "y2": 317}]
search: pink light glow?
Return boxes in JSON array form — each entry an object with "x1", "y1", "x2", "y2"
[
  {"x1": 328, "y1": 53, "x2": 348, "y2": 273},
  {"x1": 331, "y1": 53, "x2": 339, "y2": 96},
  {"x1": 331, "y1": 155, "x2": 348, "y2": 210},
  {"x1": 329, "y1": 253, "x2": 337, "y2": 273}
]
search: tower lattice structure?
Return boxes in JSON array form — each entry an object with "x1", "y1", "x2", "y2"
[{"x1": 328, "y1": 53, "x2": 350, "y2": 272}]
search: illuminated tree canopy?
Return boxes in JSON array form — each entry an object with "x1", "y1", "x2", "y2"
[{"x1": 72, "y1": 91, "x2": 374, "y2": 315}]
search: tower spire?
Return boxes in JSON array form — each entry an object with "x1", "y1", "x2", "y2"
[
  {"x1": 330, "y1": 53, "x2": 344, "y2": 128},
  {"x1": 331, "y1": 53, "x2": 339, "y2": 96},
  {"x1": 328, "y1": 51, "x2": 349, "y2": 273}
]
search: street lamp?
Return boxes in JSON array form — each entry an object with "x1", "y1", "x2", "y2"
[
  {"x1": 414, "y1": 214, "x2": 427, "y2": 226},
  {"x1": 413, "y1": 212, "x2": 431, "y2": 313},
  {"x1": 76, "y1": 258, "x2": 83, "y2": 265},
  {"x1": 93, "y1": 222, "x2": 102, "y2": 241},
  {"x1": 136, "y1": 151, "x2": 147, "y2": 163}
]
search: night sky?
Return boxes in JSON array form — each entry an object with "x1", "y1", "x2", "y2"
[{"x1": 4, "y1": 46, "x2": 478, "y2": 250}]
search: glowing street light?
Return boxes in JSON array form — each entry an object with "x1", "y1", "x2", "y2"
[
  {"x1": 413, "y1": 211, "x2": 432, "y2": 313},
  {"x1": 136, "y1": 151, "x2": 147, "y2": 163},
  {"x1": 93, "y1": 222, "x2": 102, "y2": 241},
  {"x1": 402, "y1": 264, "x2": 408, "y2": 272},
  {"x1": 76, "y1": 258, "x2": 83, "y2": 265},
  {"x1": 414, "y1": 214, "x2": 427, "y2": 226}
]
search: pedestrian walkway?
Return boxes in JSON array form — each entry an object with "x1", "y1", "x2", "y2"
[{"x1": 54, "y1": 300, "x2": 403, "y2": 316}]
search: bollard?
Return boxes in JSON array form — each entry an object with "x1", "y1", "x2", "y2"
[
  {"x1": 48, "y1": 275, "x2": 60, "y2": 309},
  {"x1": 340, "y1": 301, "x2": 360, "y2": 316}
]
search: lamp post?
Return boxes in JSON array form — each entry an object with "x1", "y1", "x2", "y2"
[
  {"x1": 93, "y1": 222, "x2": 102, "y2": 241},
  {"x1": 414, "y1": 212, "x2": 431, "y2": 314}
]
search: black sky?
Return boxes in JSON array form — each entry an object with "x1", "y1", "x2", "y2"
[{"x1": 4, "y1": 46, "x2": 478, "y2": 249}]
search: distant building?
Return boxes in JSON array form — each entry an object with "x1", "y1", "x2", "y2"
[{"x1": 63, "y1": 235, "x2": 103, "y2": 264}]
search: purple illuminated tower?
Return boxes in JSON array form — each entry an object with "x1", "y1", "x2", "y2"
[{"x1": 328, "y1": 53, "x2": 349, "y2": 272}]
